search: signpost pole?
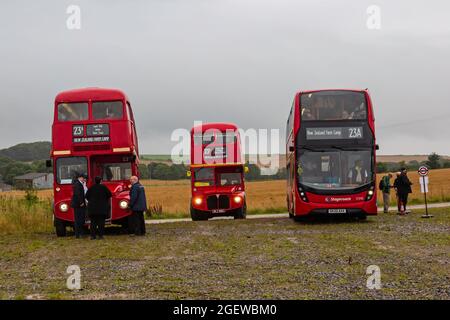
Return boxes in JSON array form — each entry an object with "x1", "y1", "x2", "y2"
[
  {"x1": 419, "y1": 166, "x2": 433, "y2": 219},
  {"x1": 422, "y1": 176, "x2": 429, "y2": 217}
]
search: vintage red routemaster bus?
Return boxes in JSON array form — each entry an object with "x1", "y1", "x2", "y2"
[
  {"x1": 188, "y1": 123, "x2": 247, "y2": 220},
  {"x1": 48, "y1": 88, "x2": 140, "y2": 236},
  {"x1": 286, "y1": 89, "x2": 378, "y2": 220}
]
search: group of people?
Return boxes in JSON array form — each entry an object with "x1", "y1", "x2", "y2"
[
  {"x1": 71, "y1": 174, "x2": 148, "y2": 239},
  {"x1": 379, "y1": 168, "x2": 413, "y2": 215}
]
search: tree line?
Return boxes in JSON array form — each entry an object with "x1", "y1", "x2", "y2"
[
  {"x1": 376, "y1": 153, "x2": 450, "y2": 173},
  {"x1": 138, "y1": 162, "x2": 287, "y2": 181},
  {"x1": 1, "y1": 148, "x2": 448, "y2": 186}
]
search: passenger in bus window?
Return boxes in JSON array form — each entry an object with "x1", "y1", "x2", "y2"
[
  {"x1": 312, "y1": 96, "x2": 323, "y2": 119},
  {"x1": 348, "y1": 95, "x2": 366, "y2": 119},
  {"x1": 106, "y1": 107, "x2": 117, "y2": 119},
  {"x1": 347, "y1": 160, "x2": 368, "y2": 185},
  {"x1": 301, "y1": 107, "x2": 315, "y2": 120},
  {"x1": 58, "y1": 105, "x2": 70, "y2": 121},
  {"x1": 322, "y1": 97, "x2": 340, "y2": 120},
  {"x1": 104, "y1": 165, "x2": 113, "y2": 181}
]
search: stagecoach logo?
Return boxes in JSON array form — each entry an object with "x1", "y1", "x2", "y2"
[{"x1": 325, "y1": 197, "x2": 352, "y2": 203}]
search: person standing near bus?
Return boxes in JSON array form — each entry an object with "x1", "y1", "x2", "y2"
[
  {"x1": 379, "y1": 173, "x2": 393, "y2": 213},
  {"x1": 394, "y1": 168, "x2": 413, "y2": 214},
  {"x1": 71, "y1": 173, "x2": 87, "y2": 238},
  {"x1": 128, "y1": 176, "x2": 147, "y2": 236},
  {"x1": 86, "y1": 176, "x2": 112, "y2": 240}
]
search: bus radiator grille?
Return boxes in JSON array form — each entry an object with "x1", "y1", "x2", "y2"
[{"x1": 218, "y1": 195, "x2": 230, "y2": 209}]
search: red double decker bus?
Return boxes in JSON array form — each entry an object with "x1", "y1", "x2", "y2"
[
  {"x1": 286, "y1": 89, "x2": 378, "y2": 220},
  {"x1": 48, "y1": 88, "x2": 140, "y2": 236},
  {"x1": 188, "y1": 123, "x2": 247, "y2": 220}
]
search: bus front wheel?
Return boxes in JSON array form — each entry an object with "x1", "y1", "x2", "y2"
[
  {"x1": 191, "y1": 206, "x2": 208, "y2": 221},
  {"x1": 293, "y1": 215, "x2": 308, "y2": 223},
  {"x1": 358, "y1": 213, "x2": 367, "y2": 221},
  {"x1": 234, "y1": 203, "x2": 247, "y2": 219},
  {"x1": 54, "y1": 218, "x2": 67, "y2": 237}
]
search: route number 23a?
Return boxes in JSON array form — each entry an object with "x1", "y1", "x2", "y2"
[{"x1": 349, "y1": 127, "x2": 362, "y2": 139}]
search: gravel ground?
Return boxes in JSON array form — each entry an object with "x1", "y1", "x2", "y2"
[{"x1": 0, "y1": 208, "x2": 449, "y2": 300}]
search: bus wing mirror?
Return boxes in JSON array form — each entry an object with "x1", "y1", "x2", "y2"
[
  {"x1": 289, "y1": 146, "x2": 294, "y2": 152},
  {"x1": 46, "y1": 160, "x2": 52, "y2": 168},
  {"x1": 186, "y1": 170, "x2": 191, "y2": 177},
  {"x1": 376, "y1": 144, "x2": 380, "y2": 150},
  {"x1": 244, "y1": 166, "x2": 249, "y2": 173}
]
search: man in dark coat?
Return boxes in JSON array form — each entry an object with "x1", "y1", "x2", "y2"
[
  {"x1": 393, "y1": 168, "x2": 413, "y2": 214},
  {"x1": 71, "y1": 173, "x2": 87, "y2": 238},
  {"x1": 86, "y1": 176, "x2": 112, "y2": 240},
  {"x1": 128, "y1": 176, "x2": 147, "y2": 236}
]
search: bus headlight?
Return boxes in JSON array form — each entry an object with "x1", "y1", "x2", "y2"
[
  {"x1": 193, "y1": 197, "x2": 202, "y2": 205},
  {"x1": 366, "y1": 186, "x2": 375, "y2": 201},
  {"x1": 298, "y1": 187, "x2": 309, "y2": 202},
  {"x1": 59, "y1": 203, "x2": 69, "y2": 212},
  {"x1": 233, "y1": 196, "x2": 242, "y2": 204},
  {"x1": 119, "y1": 200, "x2": 129, "y2": 210}
]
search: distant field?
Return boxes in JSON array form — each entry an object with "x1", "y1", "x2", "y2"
[
  {"x1": 377, "y1": 154, "x2": 450, "y2": 163},
  {"x1": 2, "y1": 168, "x2": 450, "y2": 219},
  {"x1": 139, "y1": 154, "x2": 450, "y2": 167}
]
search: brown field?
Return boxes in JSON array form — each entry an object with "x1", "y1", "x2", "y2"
[
  {"x1": 2, "y1": 168, "x2": 450, "y2": 218},
  {"x1": 251, "y1": 154, "x2": 450, "y2": 169}
]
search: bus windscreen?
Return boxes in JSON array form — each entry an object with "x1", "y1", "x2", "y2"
[
  {"x1": 300, "y1": 91, "x2": 367, "y2": 121},
  {"x1": 56, "y1": 157, "x2": 88, "y2": 184},
  {"x1": 298, "y1": 149, "x2": 372, "y2": 190}
]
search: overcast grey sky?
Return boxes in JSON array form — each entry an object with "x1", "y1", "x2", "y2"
[{"x1": 0, "y1": 0, "x2": 449, "y2": 155}]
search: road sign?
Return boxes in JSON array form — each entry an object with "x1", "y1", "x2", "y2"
[
  {"x1": 419, "y1": 176, "x2": 429, "y2": 193},
  {"x1": 418, "y1": 166, "x2": 433, "y2": 218},
  {"x1": 418, "y1": 166, "x2": 429, "y2": 177}
]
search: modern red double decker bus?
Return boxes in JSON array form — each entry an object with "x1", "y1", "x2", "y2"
[
  {"x1": 48, "y1": 88, "x2": 140, "y2": 236},
  {"x1": 188, "y1": 123, "x2": 247, "y2": 220},
  {"x1": 286, "y1": 89, "x2": 378, "y2": 220}
]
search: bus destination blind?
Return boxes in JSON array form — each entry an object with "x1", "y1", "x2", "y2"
[
  {"x1": 73, "y1": 124, "x2": 110, "y2": 143},
  {"x1": 306, "y1": 127, "x2": 363, "y2": 140}
]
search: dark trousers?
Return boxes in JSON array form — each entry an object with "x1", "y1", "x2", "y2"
[
  {"x1": 90, "y1": 216, "x2": 106, "y2": 238},
  {"x1": 398, "y1": 193, "x2": 409, "y2": 211},
  {"x1": 74, "y1": 207, "x2": 86, "y2": 237},
  {"x1": 129, "y1": 211, "x2": 146, "y2": 235}
]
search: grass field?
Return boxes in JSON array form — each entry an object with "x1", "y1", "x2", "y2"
[
  {"x1": 0, "y1": 207, "x2": 448, "y2": 299},
  {"x1": 2, "y1": 168, "x2": 450, "y2": 220}
]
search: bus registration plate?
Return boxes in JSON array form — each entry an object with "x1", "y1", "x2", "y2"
[
  {"x1": 328, "y1": 209, "x2": 347, "y2": 214},
  {"x1": 212, "y1": 209, "x2": 226, "y2": 214}
]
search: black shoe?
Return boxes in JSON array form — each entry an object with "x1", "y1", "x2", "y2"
[{"x1": 90, "y1": 236, "x2": 96, "y2": 240}]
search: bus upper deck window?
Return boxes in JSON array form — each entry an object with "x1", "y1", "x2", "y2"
[
  {"x1": 92, "y1": 101, "x2": 124, "y2": 120},
  {"x1": 57, "y1": 103, "x2": 88, "y2": 122},
  {"x1": 300, "y1": 91, "x2": 367, "y2": 121}
]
